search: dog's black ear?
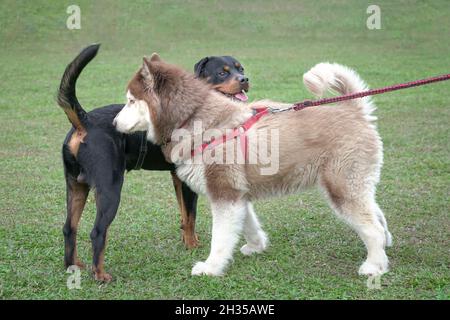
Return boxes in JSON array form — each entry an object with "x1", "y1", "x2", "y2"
[{"x1": 194, "y1": 57, "x2": 209, "y2": 78}]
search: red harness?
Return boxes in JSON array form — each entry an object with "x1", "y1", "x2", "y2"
[{"x1": 191, "y1": 107, "x2": 270, "y2": 159}]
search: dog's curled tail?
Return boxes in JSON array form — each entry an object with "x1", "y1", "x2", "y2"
[
  {"x1": 303, "y1": 62, "x2": 376, "y2": 120},
  {"x1": 57, "y1": 44, "x2": 100, "y2": 130}
]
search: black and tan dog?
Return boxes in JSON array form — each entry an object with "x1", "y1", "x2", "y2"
[
  {"x1": 194, "y1": 55, "x2": 249, "y2": 101},
  {"x1": 58, "y1": 44, "x2": 249, "y2": 282}
]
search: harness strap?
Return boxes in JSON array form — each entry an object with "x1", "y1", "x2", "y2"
[
  {"x1": 191, "y1": 107, "x2": 270, "y2": 159},
  {"x1": 134, "y1": 131, "x2": 148, "y2": 170}
]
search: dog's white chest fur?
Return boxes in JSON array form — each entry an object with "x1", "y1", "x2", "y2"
[{"x1": 176, "y1": 163, "x2": 207, "y2": 194}]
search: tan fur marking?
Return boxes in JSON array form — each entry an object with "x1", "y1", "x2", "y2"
[
  {"x1": 171, "y1": 172, "x2": 199, "y2": 248},
  {"x1": 92, "y1": 233, "x2": 112, "y2": 282},
  {"x1": 182, "y1": 212, "x2": 199, "y2": 249},
  {"x1": 69, "y1": 182, "x2": 89, "y2": 229},
  {"x1": 212, "y1": 79, "x2": 242, "y2": 95},
  {"x1": 68, "y1": 129, "x2": 87, "y2": 157},
  {"x1": 65, "y1": 109, "x2": 84, "y2": 131},
  {"x1": 66, "y1": 180, "x2": 89, "y2": 268}
]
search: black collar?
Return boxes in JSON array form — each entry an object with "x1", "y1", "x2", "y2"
[{"x1": 134, "y1": 131, "x2": 148, "y2": 170}]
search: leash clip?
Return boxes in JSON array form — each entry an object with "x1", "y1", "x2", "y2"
[{"x1": 269, "y1": 106, "x2": 292, "y2": 114}]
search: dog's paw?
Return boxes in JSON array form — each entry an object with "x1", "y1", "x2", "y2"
[
  {"x1": 241, "y1": 231, "x2": 268, "y2": 256},
  {"x1": 191, "y1": 261, "x2": 223, "y2": 276},
  {"x1": 240, "y1": 242, "x2": 267, "y2": 256},
  {"x1": 358, "y1": 259, "x2": 388, "y2": 277},
  {"x1": 94, "y1": 271, "x2": 113, "y2": 283},
  {"x1": 182, "y1": 232, "x2": 200, "y2": 249}
]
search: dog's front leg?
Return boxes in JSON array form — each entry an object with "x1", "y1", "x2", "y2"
[{"x1": 192, "y1": 199, "x2": 247, "y2": 276}]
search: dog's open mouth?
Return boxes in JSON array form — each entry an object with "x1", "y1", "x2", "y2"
[{"x1": 223, "y1": 90, "x2": 248, "y2": 102}]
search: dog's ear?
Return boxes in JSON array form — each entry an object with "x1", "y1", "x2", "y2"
[
  {"x1": 142, "y1": 55, "x2": 166, "y2": 78},
  {"x1": 194, "y1": 57, "x2": 209, "y2": 78},
  {"x1": 141, "y1": 56, "x2": 164, "y2": 91},
  {"x1": 141, "y1": 55, "x2": 174, "y2": 94},
  {"x1": 141, "y1": 56, "x2": 153, "y2": 80},
  {"x1": 150, "y1": 52, "x2": 161, "y2": 62}
]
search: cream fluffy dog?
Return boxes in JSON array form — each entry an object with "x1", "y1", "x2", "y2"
[{"x1": 113, "y1": 54, "x2": 392, "y2": 277}]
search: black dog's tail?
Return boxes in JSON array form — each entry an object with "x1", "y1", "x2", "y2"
[{"x1": 57, "y1": 44, "x2": 100, "y2": 131}]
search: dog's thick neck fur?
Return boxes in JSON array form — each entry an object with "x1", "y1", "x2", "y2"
[{"x1": 128, "y1": 55, "x2": 251, "y2": 145}]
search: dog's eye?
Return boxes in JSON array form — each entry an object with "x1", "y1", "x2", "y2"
[
  {"x1": 218, "y1": 71, "x2": 227, "y2": 77},
  {"x1": 129, "y1": 99, "x2": 135, "y2": 105}
]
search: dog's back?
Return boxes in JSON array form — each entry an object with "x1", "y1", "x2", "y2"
[{"x1": 243, "y1": 63, "x2": 382, "y2": 198}]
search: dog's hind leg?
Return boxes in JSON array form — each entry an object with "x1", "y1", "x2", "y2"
[
  {"x1": 90, "y1": 181, "x2": 123, "y2": 282},
  {"x1": 171, "y1": 172, "x2": 199, "y2": 249},
  {"x1": 192, "y1": 198, "x2": 247, "y2": 276},
  {"x1": 63, "y1": 176, "x2": 89, "y2": 269},
  {"x1": 374, "y1": 202, "x2": 393, "y2": 247},
  {"x1": 343, "y1": 199, "x2": 389, "y2": 276},
  {"x1": 321, "y1": 175, "x2": 389, "y2": 276},
  {"x1": 240, "y1": 202, "x2": 268, "y2": 256}
]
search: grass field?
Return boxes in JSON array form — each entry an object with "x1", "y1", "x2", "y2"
[{"x1": 0, "y1": 0, "x2": 449, "y2": 300}]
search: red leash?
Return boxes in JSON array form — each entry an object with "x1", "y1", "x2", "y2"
[
  {"x1": 293, "y1": 73, "x2": 450, "y2": 111},
  {"x1": 192, "y1": 73, "x2": 450, "y2": 158}
]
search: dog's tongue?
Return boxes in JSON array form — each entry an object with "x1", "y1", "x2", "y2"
[{"x1": 234, "y1": 91, "x2": 248, "y2": 102}]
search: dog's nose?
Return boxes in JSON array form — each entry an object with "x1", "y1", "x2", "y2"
[{"x1": 237, "y1": 75, "x2": 249, "y2": 84}]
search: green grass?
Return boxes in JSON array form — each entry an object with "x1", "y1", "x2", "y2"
[{"x1": 0, "y1": 0, "x2": 449, "y2": 300}]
